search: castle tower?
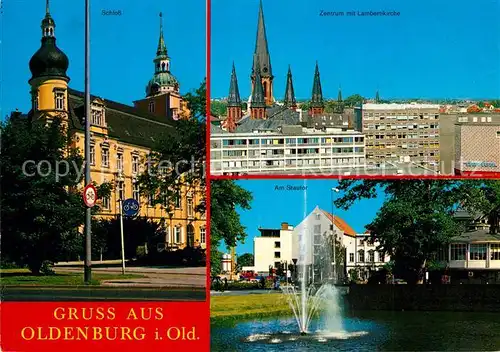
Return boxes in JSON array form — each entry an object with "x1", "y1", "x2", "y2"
[
  {"x1": 29, "y1": 0, "x2": 70, "y2": 122},
  {"x1": 283, "y1": 65, "x2": 297, "y2": 109},
  {"x1": 225, "y1": 62, "x2": 242, "y2": 132},
  {"x1": 250, "y1": 60, "x2": 266, "y2": 119},
  {"x1": 135, "y1": 12, "x2": 187, "y2": 120},
  {"x1": 309, "y1": 61, "x2": 325, "y2": 115},
  {"x1": 251, "y1": 0, "x2": 273, "y2": 106}
]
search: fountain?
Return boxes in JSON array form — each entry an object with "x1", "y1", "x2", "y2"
[{"x1": 279, "y1": 180, "x2": 367, "y2": 339}]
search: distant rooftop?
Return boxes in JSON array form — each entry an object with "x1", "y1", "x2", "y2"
[{"x1": 362, "y1": 103, "x2": 441, "y2": 110}]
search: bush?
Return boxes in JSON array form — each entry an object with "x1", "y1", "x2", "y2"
[
  {"x1": 136, "y1": 247, "x2": 206, "y2": 267},
  {"x1": 0, "y1": 260, "x2": 23, "y2": 269},
  {"x1": 40, "y1": 261, "x2": 55, "y2": 275}
]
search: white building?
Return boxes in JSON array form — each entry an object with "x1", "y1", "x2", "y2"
[
  {"x1": 253, "y1": 222, "x2": 295, "y2": 273},
  {"x1": 210, "y1": 128, "x2": 366, "y2": 175},
  {"x1": 344, "y1": 232, "x2": 391, "y2": 281}
]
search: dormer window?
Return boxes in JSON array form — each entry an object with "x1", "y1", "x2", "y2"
[
  {"x1": 91, "y1": 108, "x2": 105, "y2": 127},
  {"x1": 54, "y1": 89, "x2": 66, "y2": 110},
  {"x1": 149, "y1": 101, "x2": 155, "y2": 113}
]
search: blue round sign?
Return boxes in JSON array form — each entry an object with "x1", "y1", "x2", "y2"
[{"x1": 122, "y1": 198, "x2": 140, "y2": 217}]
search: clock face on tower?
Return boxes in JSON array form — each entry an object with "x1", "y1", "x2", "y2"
[{"x1": 262, "y1": 67, "x2": 268, "y2": 73}]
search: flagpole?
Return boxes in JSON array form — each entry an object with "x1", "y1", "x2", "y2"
[{"x1": 84, "y1": 0, "x2": 92, "y2": 284}]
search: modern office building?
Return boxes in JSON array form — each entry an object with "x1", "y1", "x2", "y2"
[
  {"x1": 454, "y1": 113, "x2": 500, "y2": 177},
  {"x1": 355, "y1": 103, "x2": 441, "y2": 171},
  {"x1": 16, "y1": 3, "x2": 205, "y2": 250}
]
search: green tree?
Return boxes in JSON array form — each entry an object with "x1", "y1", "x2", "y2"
[
  {"x1": 182, "y1": 78, "x2": 206, "y2": 120},
  {"x1": 237, "y1": 253, "x2": 254, "y2": 268},
  {"x1": 210, "y1": 180, "x2": 252, "y2": 275},
  {"x1": 334, "y1": 180, "x2": 495, "y2": 284},
  {"x1": 0, "y1": 115, "x2": 110, "y2": 273},
  {"x1": 210, "y1": 100, "x2": 227, "y2": 117},
  {"x1": 137, "y1": 79, "x2": 206, "y2": 217},
  {"x1": 344, "y1": 94, "x2": 364, "y2": 107}
]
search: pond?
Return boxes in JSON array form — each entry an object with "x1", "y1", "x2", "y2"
[{"x1": 211, "y1": 310, "x2": 500, "y2": 351}]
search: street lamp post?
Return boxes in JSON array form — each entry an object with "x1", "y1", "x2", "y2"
[
  {"x1": 331, "y1": 187, "x2": 340, "y2": 284},
  {"x1": 83, "y1": 0, "x2": 92, "y2": 285}
]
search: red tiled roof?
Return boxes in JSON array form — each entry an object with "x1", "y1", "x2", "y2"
[{"x1": 320, "y1": 209, "x2": 356, "y2": 237}]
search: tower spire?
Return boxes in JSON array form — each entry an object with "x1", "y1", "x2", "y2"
[
  {"x1": 338, "y1": 85, "x2": 343, "y2": 102},
  {"x1": 375, "y1": 89, "x2": 380, "y2": 103},
  {"x1": 225, "y1": 62, "x2": 243, "y2": 132},
  {"x1": 284, "y1": 65, "x2": 296, "y2": 109},
  {"x1": 250, "y1": 58, "x2": 266, "y2": 119},
  {"x1": 46, "y1": 0, "x2": 50, "y2": 15},
  {"x1": 228, "y1": 62, "x2": 241, "y2": 107},
  {"x1": 41, "y1": 0, "x2": 55, "y2": 37},
  {"x1": 309, "y1": 61, "x2": 324, "y2": 115},
  {"x1": 157, "y1": 12, "x2": 167, "y2": 57}
]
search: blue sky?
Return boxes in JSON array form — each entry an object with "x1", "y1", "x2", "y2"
[
  {"x1": 1, "y1": 0, "x2": 206, "y2": 119},
  {"x1": 211, "y1": 0, "x2": 500, "y2": 101},
  {"x1": 232, "y1": 180, "x2": 385, "y2": 256}
]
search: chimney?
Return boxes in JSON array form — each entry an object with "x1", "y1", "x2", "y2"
[{"x1": 281, "y1": 222, "x2": 289, "y2": 230}]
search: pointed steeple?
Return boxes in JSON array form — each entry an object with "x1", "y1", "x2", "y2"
[
  {"x1": 252, "y1": 0, "x2": 272, "y2": 78},
  {"x1": 157, "y1": 12, "x2": 168, "y2": 57},
  {"x1": 375, "y1": 90, "x2": 380, "y2": 103},
  {"x1": 336, "y1": 86, "x2": 345, "y2": 113},
  {"x1": 227, "y1": 62, "x2": 241, "y2": 107},
  {"x1": 283, "y1": 65, "x2": 296, "y2": 108},
  {"x1": 310, "y1": 61, "x2": 324, "y2": 107},
  {"x1": 251, "y1": 60, "x2": 266, "y2": 108},
  {"x1": 337, "y1": 86, "x2": 343, "y2": 103}
]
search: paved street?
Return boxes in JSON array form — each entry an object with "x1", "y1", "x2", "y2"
[
  {"x1": 54, "y1": 261, "x2": 207, "y2": 289},
  {"x1": 1, "y1": 286, "x2": 205, "y2": 301}
]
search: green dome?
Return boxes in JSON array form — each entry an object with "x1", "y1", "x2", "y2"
[{"x1": 146, "y1": 72, "x2": 178, "y2": 95}]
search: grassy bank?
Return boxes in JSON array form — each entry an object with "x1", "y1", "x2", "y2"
[
  {"x1": 0, "y1": 269, "x2": 144, "y2": 286},
  {"x1": 211, "y1": 293, "x2": 292, "y2": 324}
]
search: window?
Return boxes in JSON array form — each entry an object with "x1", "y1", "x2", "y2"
[
  {"x1": 274, "y1": 252, "x2": 281, "y2": 259},
  {"x1": 102, "y1": 196, "x2": 110, "y2": 210},
  {"x1": 54, "y1": 90, "x2": 65, "y2": 110},
  {"x1": 200, "y1": 228, "x2": 206, "y2": 244},
  {"x1": 491, "y1": 244, "x2": 500, "y2": 260},
  {"x1": 315, "y1": 213, "x2": 321, "y2": 220},
  {"x1": 313, "y1": 225, "x2": 321, "y2": 234},
  {"x1": 133, "y1": 183, "x2": 140, "y2": 202},
  {"x1": 497, "y1": 131, "x2": 500, "y2": 138},
  {"x1": 470, "y1": 244, "x2": 487, "y2": 260},
  {"x1": 187, "y1": 196, "x2": 194, "y2": 218},
  {"x1": 349, "y1": 253, "x2": 354, "y2": 262},
  {"x1": 101, "y1": 148, "x2": 109, "y2": 167},
  {"x1": 90, "y1": 145, "x2": 95, "y2": 165},
  {"x1": 175, "y1": 226, "x2": 181, "y2": 243},
  {"x1": 148, "y1": 194, "x2": 154, "y2": 207},
  {"x1": 368, "y1": 251, "x2": 375, "y2": 262},
  {"x1": 275, "y1": 241, "x2": 281, "y2": 248},
  {"x1": 117, "y1": 152, "x2": 123, "y2": 172},
  {"x1": 32, "y1": 91, "x2": 39, "y2": 110},
  {"x1": 132, "y1": 155, "x2": 139, "y2": 174},
  {"x1": 149, "y1": 101, "x2": 155, "y2": 113},
  {"x1": 378, "y1": 252, "x2": 384, "y2": 262},
  {"x1": 174, "y1": 191, "x2": 181, "y2": 208},
  {"x1": 117, "y1": 181, "x2": 125, "y2": 201},
  {"x1": 358, "y1": 250, "x2": 365, "y2": 263},
  {"x1": 91, "y1": 109, "x2": 104, "y2": 126},
  {"x1": 451, "y1": 243, "x2": 467, "y2": 260}
]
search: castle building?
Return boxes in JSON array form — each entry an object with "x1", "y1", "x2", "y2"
[{"x1": 24, "y1": 1, "x2": 205, "y2": 250}]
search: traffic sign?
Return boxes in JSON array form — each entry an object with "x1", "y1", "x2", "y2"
[
  {"x1": 83, "y1": 184, "x2": 97, "y2": 208},
  {"x1": 122, "y1": 198, "x2": 140, "y2": 217}
]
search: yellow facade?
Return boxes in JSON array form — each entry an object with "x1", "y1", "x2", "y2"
[{"x1": 30, "y1": 76, "x2": 205, "y2": 251}]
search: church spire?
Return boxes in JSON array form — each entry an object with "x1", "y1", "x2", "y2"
[
  {"x1": 283, "y1": 65, "x2": 296, "y2": 109},
  {"x1": 251, "y1": 60, "x2": 266, "y2": 108},
  {"x1": 375, "y1": 90, "x2": 380, "y2": 103},
  {"x1": 227, "y1": 62, "x2": 241, "y2": 107},
  {"x1": 252, "y1": 0, "x2": 272, "y2": 78},
  {"x1": 336, "y1": 86, "x2": 344, "y2": 113},
  {"x1": 309, "y1": 61, "x2": 324, "y2": 115},
  {"x1": 338, "y1": 86, "x2": 343, "y2": 102},
  {"x1": 157, "y1": 12, "x2": 168, "y2": 57},
  {"x1": 225, "y1": 62, "x2": 242, "y2": 132}
]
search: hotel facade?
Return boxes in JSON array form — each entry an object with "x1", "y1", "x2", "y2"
[{"x1": 18, "y1": 3, "x2": 205, "y2": 250}]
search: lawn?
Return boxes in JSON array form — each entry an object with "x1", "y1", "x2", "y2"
[
  {"x1": 211, "y1": 293, "x2": 291, "y2": 323},
  {"x1": 0, "y1": 269, "x2": 144, "y2": 286}
]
